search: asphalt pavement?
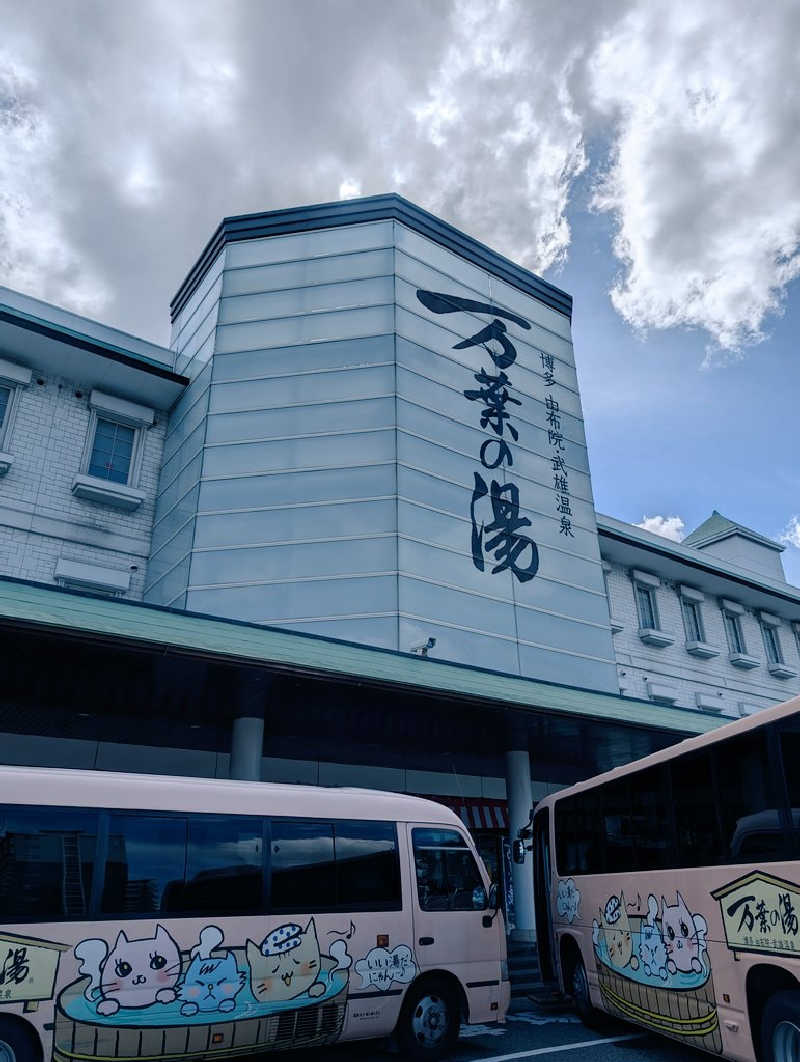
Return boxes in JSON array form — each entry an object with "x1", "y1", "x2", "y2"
[{"x1": 262, "y1": 1009, "x2": 712, "y2": 1061}]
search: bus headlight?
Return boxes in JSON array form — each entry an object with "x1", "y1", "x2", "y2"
[{"x1": 500, "y1": 959, "x2": 509, "y2": 982}]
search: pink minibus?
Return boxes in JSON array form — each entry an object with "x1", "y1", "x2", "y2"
[
  {"x1": 0, "y1": 766, "x2": 508, "y2": 1062},
  {"x1": 535, "y1": 692, "x2": 800, "y2": 1062}
]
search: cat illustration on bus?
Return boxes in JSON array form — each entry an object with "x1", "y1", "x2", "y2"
[
  {"x1": 71, "y1": 919, "x2": 347, "y2": 1019},
  {"x1": 592, "y1": 889, "x2": 709, "y2": 983}
]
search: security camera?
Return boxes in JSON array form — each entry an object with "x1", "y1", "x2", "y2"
[{"x1": 410, "y1": 636, "x2": 436, "y2": 656}]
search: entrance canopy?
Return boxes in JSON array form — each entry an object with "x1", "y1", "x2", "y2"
[{"x1": 0, "y1": 576, "x2": 721, "y2": 783}]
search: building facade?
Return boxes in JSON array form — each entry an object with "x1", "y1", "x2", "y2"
[{"x1": 0, "y1": 195, "x2": 798, "y2": 939}]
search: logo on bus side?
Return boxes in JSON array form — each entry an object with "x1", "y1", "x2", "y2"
[
  {"x1": 0, "y1": 933, "x2": 69, "y2": 1009},
  {"x1": 712, "y1": 870, "x2": 800, "y2": 957}
]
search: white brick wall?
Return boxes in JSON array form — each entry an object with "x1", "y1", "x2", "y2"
[
  {"x1": 604, "y1": 561, "x2": 800, "y2": 717},
  {"x1": 0, "y1": 371, "x2": 165, "y2": 599}
]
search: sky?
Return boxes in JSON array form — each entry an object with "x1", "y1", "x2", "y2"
[{"x1": 1, "y1": 0, "x2": 799, "y2": 584}]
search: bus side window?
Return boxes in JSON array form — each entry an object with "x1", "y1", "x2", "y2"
[
  {"x1": 334, "y1": 821, "x2": 400, "y2": 909},
  {"x1": 182, "y1": 816, "x2": 264, "y2": 914},
  {"x1": 672, "y1": 748, "x2": 719, "y2": 868},
  {"x1": 715, "y1": 729, "x2": 789, "y2": 863},
  {"x1": 555, "y1": 791, "x2": 602, "y2": 876},
  {"x1": 0, "y1": 805, "x2": 97, "y2": 921},
  {"x1": 628, "y1": 765, "x2": 673, "y2": 871},
  {"x1": 270, "y1": 820, "x2": 335, "y2": 912},
  {"x1": 101, "y1": 814, "x2": 186, "y2": 916},
  {"x1": 602, "y1": 779, "x2": 634, "y2": 872},
  {"x1": 777, "y1": 717, "x2": 800, "y2": 849},
  {"x1": 412, "y1": 828, "x2": 487, "y2": 912}
]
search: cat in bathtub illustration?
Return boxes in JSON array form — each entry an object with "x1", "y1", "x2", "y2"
[
  {"x1": 593, "y1": 891, "x2": 709, "y2": 982},
  {"x1": 66, "y1": 919, "x2": 344, "y2": 1024},
  {"x1": 246, "y1": 920, "x2": 326, "y2": 1001},
  {"x1": 593, "y1": 893, "x2": 639, "y2": 971},
  {"x1": 74, "y1": 925, "x2": 182, "y2": 1016}
]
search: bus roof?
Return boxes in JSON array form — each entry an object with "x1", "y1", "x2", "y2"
[
  {"x1": 0, "y1": 764, "x2": 464, "y2": 827},
  {"x1": 540, "y1": 691, "x2": 800, "y2": 806}
]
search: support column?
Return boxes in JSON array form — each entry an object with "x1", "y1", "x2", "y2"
[
  {"x1": 229, "y1": 671, "x2": 270, "y2": 781},
  {"x1": 506, "y1": 747, "x2": 536, "y2": 942}
]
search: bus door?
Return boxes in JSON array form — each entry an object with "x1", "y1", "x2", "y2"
[
  {"x1": 532, "y1": 807, "x2": 555, "y2": 980},
  {"x1": 407, "y1": 824, "x2": 504, "y2": 1015}
]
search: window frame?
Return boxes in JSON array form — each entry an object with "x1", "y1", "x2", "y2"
[
  {"x1": 761, "y1": 620, "x2": 785, "y2": 666},
  {"x1": 411, "y1": 826, "x2": 488, "y2": 913},
  {"x1": 635, "y1": 583, "x2": 659, "y2": 630},
  {"x1": 723, "y1": 608, "x2": 746, "y2": 655},
  {"x1": 0, "y1": 384, "x2": 14, "y2": 446},
  {"x1": 0, "y1": 806, "x2": 403, "y2": 924},
  {"x1": 81, "y1": 409, "x2": 146, "y2": 490},
  {"x1": 681, "y1": 597, "x2": 705, "y2": 643},
  {"x1": 554, "y1": 718, "x2": 793, "y2": 876},
  {"x1": 87, "y1": 417, "x2": 138, "y2": 486},
  {"x1": 0, "y1": 358, "x2": 32, "y2": 468}
]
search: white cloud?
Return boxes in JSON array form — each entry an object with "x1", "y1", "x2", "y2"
[
  {"x1": 1, "y1": 0, "x2": 799, "y2": 353},
  {"x1": 588, "y1": 0, "x2": 800, "y2": 352},
  {"x1": 779, "y1": 516, "x2": 800, "y2": 550},
  {"x1": 405, "y1": 0, "x2": 591, "y2": 274},
  {"x1": 338, "y1": 178, "x2": 362, "y2": 200},
  {"x1": 635, "y1": 515, "x2": 685, "y2": 542},
  {"x1": 0, "y1": 51, "x2": 109, "y2": 316}
]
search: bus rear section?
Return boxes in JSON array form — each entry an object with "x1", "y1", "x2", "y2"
[
  {"x1": 543, "y1": 692, "x2": 800, "y2": 1062},
  {"x1": 0, "y1": 767, "x2": 508, "y2": 1062}
]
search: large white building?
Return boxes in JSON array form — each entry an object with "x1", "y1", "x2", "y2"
[{"x1": 0, "y1": 195, "x2": 798, "y2": 948}]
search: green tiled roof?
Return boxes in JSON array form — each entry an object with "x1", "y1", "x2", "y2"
[
  {"x1": 684, "y1": 510, "x2": 784, "y2": 552},
  {"x1": 0, "y1": 575, "x2": 720, "y2": 737}
]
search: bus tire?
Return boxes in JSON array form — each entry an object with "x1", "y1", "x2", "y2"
[
  {"x1": 760, "y1": 990, "x2": 800, "y2": 1061},
  {"x1": 396, "y1": 977, "x2": 460, "y2": 1059},
  {"x1": 569, "y1": 954, "x2": 606, "y2": 1029},
  {"x1": 0, "y1": 1017, "x2": 41, "y2": 1062}
]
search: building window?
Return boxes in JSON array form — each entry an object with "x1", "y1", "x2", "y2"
[
  {"x1": 761, "y1": 622, "x2": 784, "y2": 666},
  {"x1": 0, "y1": 357, "x2": 32, "y2": 473},
  {"x1": 636, "y1": 583, "x2": 658, "y2": 629},
  {"x1": 602, "y1": 565, "x2": 612, "y2": 601},
  {"x1": 723, "y1": 610, "x2": 746, "y2": 655},
  {"x1": 72, "y1": 390, "x2": 154, "y2": 510},
  {"x1": 682, "y1": 598, "x2": 705, "y2": 643},
  {"x1": 633, "y1": 571, "x2": 673, "y2": 646},
  {"x1": 0, "y1": 385, "x2": 11, "y2": 436},
  {"x1": 88, "y1": 418, "x2": 136, "y2": 484}
]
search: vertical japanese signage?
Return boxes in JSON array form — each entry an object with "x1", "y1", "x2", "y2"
[
  {"x1": 416, "y1": 288, "x2": 575, "y2": 582},
  {"x1": 541, "y1": 352, "x2": 574, "y2": 539}
]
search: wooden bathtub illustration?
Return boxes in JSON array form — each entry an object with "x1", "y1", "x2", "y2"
[
  {"x1": 594, "y1": 911, "x2": 722, "y2": 1054},
  {"x1": 52, "y1": 949, "x2": 348, "y2": 1062}
]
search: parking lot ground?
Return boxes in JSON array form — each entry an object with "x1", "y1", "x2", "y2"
[{"x1": 263, "y1": 1009, "x2": 714, "y2": 1062}]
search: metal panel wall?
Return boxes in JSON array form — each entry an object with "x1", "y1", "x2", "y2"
[
  {"x1": 182, "y1": 221, "x2": 400, "y2": 647},
  {"x1": 146, "y1": 216, "x2": 617, "y2": 689},
  {"x1": 393, "y1": 222, "x2": 616, "y2": 688}
]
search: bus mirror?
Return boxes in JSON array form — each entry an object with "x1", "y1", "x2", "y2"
[
  {"x1": 488, "y1": 882, "x2": 499, "y2": 910},
  {"x1": 512, "y1": 839, "x2": 526, "y2": 864}
]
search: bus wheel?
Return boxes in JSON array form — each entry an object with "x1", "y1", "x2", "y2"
[
  {"x1": 570, "y1": 955, "x2": 605, "y2": 1029},
  {"x1": 0, "y1": 1018, "x2": 41, "y2": 1062},
  {"x1": 396, "y1": 978, "x2": 459, "y2": 1059},
  {"x1": 762, "y1": 991, "x2": 800, "y2": 1061}
]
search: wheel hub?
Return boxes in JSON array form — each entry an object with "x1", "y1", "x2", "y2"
[
  {"x1": 412, "y1": 993, "x2": 449, "y2": 1046},
  {"x1": 773, "y1": 1020, "x2": 800, "y2": 1061}
]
